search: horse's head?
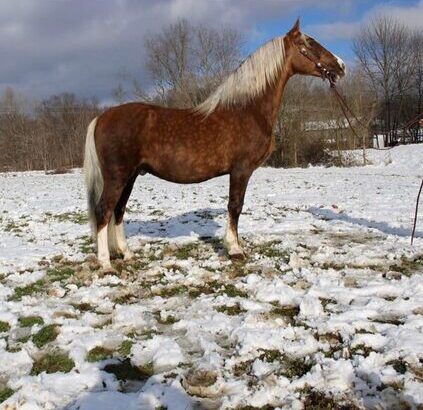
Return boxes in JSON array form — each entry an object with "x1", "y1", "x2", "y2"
[{"x1": 285, "y1": 18, "x2": 346, "y2": 85}]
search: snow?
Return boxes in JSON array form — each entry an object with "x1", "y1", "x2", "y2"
[{"x1": 0, "y1": 144, "x2": 422, "y2": 409}]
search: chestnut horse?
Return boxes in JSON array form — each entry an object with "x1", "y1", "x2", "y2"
[{"x1": 84, "y1": 19, "x2": 346, "y2": 269}]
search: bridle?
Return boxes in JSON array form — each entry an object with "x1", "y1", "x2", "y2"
[
  {"x1": 298, "y1": 45, "x2": 365, "y2": 134},
  {"x1": 298, "y1": 43, "x2": 422, "y2": 245}
]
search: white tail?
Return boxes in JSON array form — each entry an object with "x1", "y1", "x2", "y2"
[
  {"x1": 83, "y1": 117, "x2": 119, "y2": 255},
  {"x1": 83, "y1": 117, "x2": 102, "y2": 239}
]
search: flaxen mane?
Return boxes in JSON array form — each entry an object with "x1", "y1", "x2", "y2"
[{"x1": 195, "y1": 36, "x2": 286, "y2": 116}]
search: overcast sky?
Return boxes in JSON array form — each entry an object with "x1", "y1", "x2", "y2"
[{"x1": 1, "y1": 0, "x2": 422, "y2": 103}]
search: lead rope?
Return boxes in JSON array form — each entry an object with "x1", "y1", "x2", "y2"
[
  {"x1": 298, "y1": 45, "x2": 421, "y2": 244},
  {"x1": 411, "y1": 179, "x2": 423, "y2": 245},
  {"x1": 330, "y1": 83, "x2": 422, "y2": 246}
]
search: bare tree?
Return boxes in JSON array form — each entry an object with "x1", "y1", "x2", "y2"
[
  {"x1": 116, "y1": 19, "x2": 243, "y2": 107},
  {"x1": 413, "y1": 30, "x2": 423, "y2": 115},
  {"x1": 353, "y1": 16, "x2": 417, "y2": 131}
]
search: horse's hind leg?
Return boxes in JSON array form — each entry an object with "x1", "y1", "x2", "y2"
[
  {"x1": 95, "y1": 181, "x2": 124, "y2": 269},
  {"x1": 225, "y1": 170, "x2": 252, "y2": 259},
  {"x1": 112, "y1": 175, "x2": 137, "y2": 260}
]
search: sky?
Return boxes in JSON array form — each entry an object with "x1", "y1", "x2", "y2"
[{"x1": 1, "y1": 0, "x2": 422, "y2": 104}]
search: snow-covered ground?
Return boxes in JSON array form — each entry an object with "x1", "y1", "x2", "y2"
[{"x1": 0, "y1": 145, "x2": 422, "y2": 409}]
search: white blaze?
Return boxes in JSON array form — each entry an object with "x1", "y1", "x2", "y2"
[{"x1": 334, "y1": 53, "x2": 346, "y2": 74}]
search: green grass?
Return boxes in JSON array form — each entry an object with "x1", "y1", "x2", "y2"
[
  {"x1": 32, "y1": 325, "x2": 58, "y2": 348},
  {"x1": 0, "y1": 321, "x2": 10, "y2": 332},
  {"x1": 154, "y1": 312, "x2": 179, "y2": 325},
  {"x1": 86, "y1": 346, "x2": 114, "y2": 362},
  {"x1": 51, "y1": 211, "x2": 88, "y2": 224},
  {"x1": 174, "y1": 243, "x2": 197, "y2": 259},
  {"x1": 31, "y1": 351, "x2": 75, "y2": 375},
  {"x1": 47, "y1": 266, "x2": 75, "y2": 282},
  {"x1": 216, "y1": 303, "x2": 246, "y2": 316},
  {"x1": 79, "y1": 235, "x2": 95, "y2": 254},
  {"x1": 19, "y1": 316, "x2": 44, "y2": 327},
  {"x1": 0, "y1": 387, "x2": 14, "y2": 403},
  {"x1": 9, "y1": 279, "x2": 46, "y2": 301},
  {"x1": 119, "y1": 340, "x2": 133, "y2": 357}
]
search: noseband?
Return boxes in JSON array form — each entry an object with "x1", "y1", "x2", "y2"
[{"x1": 298, "y1": 46, "x2": 337, "y2": 86}]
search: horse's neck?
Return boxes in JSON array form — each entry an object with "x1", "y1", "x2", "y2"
[{"x1": 250, "y1": 66, "x2": 292, "y2": 133}]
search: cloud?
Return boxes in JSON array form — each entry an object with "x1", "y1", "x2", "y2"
[
  {"x1": 0, "y1": 0, "x2": 419, "y2": 102},
  {"x1": 306, "y1": 0, "x2": 423, "y2": 41}
]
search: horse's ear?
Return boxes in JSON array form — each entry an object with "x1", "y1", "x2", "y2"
[{"x1": 288, "y1": 17, "x2": 301, "y2": 35}]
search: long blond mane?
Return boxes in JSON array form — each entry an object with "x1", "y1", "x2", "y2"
[{"x1": 195, "y1": 36, "x2": 286, "y2": 116}]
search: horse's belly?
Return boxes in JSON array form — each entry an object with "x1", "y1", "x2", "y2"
[{"x1": 144, "y1": 152, "x2": 228, "y2": 184}]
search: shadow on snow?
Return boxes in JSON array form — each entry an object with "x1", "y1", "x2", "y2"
[
  {"x1": 125, "y1": 207, "x2": 226, "y2": 239},
  {"x1": 308, "y1": 206, "x2": 423, "y2": 239}
]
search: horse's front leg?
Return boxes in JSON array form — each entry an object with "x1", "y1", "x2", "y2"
[{"x1": 224, "y1": 171, "x2": 252, "y2": 259}]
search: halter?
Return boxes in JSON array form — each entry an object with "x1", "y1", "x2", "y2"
[{"x1": 298, "y1": 46, "x2": 337, "y2": 86}]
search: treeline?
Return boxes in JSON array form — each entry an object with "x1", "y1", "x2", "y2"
[
  {"x1": 1, "y1": 16, "x2": 421, "y2": 172},
  {"x1": 0, "y1": 90, "x2": 100, "y2": 171}
]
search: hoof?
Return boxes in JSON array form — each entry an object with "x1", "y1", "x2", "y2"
[
  {"x1": 99, "y1": 266, "x2": 118, "y2": 276},
  {"x1": 229, "y1": 251, "x2": 246, "y2": 261},
  {"x1": 123, "y1": 250, "x2": 135, "y2": 261}
]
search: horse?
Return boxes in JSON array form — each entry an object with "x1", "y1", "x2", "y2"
[{"x1": 83, "y1": 18, "x2": 346, "y2": 270}]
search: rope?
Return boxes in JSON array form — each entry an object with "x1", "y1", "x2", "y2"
[{"x1": 411, "y1": 178, "x2": 423, "y2": 245}]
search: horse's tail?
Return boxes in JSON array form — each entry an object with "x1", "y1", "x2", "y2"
[{"x1": 83, "y1": 117, "x2": 103, "y2": 239}]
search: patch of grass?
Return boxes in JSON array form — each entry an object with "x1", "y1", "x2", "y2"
[
  {"x1": 31, "y1": 351, "x2": 75, "y2": 375},
  {"x1": 350, "y1": 344, "x2": 374, "y2": 358},
  {"x1": 0, "y1": 321, "x2": 10, "y2": 332},
  {"x1": 319, "y1": 297, "x2": 337, "y2": 310},
  {"x1": 389, "y1": 256, "x2": 423, "y2": 277},
  {"x1": 300, "y1": 388, "x2": 359, "y2": 410},
  {"x1": 86, "y1": 346, "x2": 114, "y2": 362},
  {"x1": 233, "y1": 360, "x2": 252, "y2": 377},
  {"x1": 5, "y1": 220, "x2": 28, "y2": 233},
  {"x1": 71, "y1": 302, "x2": 94, "y2": 312},
  {"x1": 216, "y1": 303, "x2": 246, "y2": 316},
  {"x1": 103, "y1": 358, "x2": 153, "y2": 380},
  {"x1": 218, "y1": 283, "x2": 246, "y2": 298},
  {"x1": 370, "y1": 316, "x2": 404, "y2": 326},
  {"x1": 9, "y1": 279, "x2": 46, "y2": 301},
  {"x1": 52, "y1": 211, "x2": 88, "y2": 224},
  {"x1": 270, "y1": 303, "x2": 299, "y2": 324},
  {"x1": 79, "y1": 235, "x2": 95, "y2": 254},
  {"x1": 258, "y1": 349, "x2": 283, "y2": 362},
  {"x1": 188, "y1": 281, "x2": 246, "y2": 298},
  {"x1": 19, "y1": 316, "x2": 44, "y2": 327},
  {"x1": 119, "y1": 340, "x2": 133, "y2": 357},
  {"x1": 254, "y1": 241, "x2": 290, "y2": 260},
  {"x1": 32, "y1": 324, "x2": 58, "y2": 348},
  {"x1": 279, "y1": 356, "x2": 313, "y2": 379},
  {"x1": 154, "y1": 312, "x2": 179, "y2": 325},
  {"x1": 114, "y1": 294, "x2": 136, "y2": 305},
  {"x1": 387, "y1": 359, "x2": 407, "y2": 374},
  {"x1": 17, "y1": 335, "x2": 31, "y2": 344},
  {"x1": 0, "y1": 387, "x2": 14, "y2": 403},
  {"x1": 257, "y1": 350, "x2": 312, "y2": 378},
  {"x1": 157, "y1": 285, "x2": 188, "y2": 297},
  {"x1": 185, "y1": 368, "x2": 218, "y2": 388},
  {"x1": 174, "y1": 243, "x2": 197, "y2": 260},
  {"x1": 140, "y1": 329, "x2": 159, "y2": 340},
  {"x1": 47, "y1": 266, "x2": 75, "y2": 282}
]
